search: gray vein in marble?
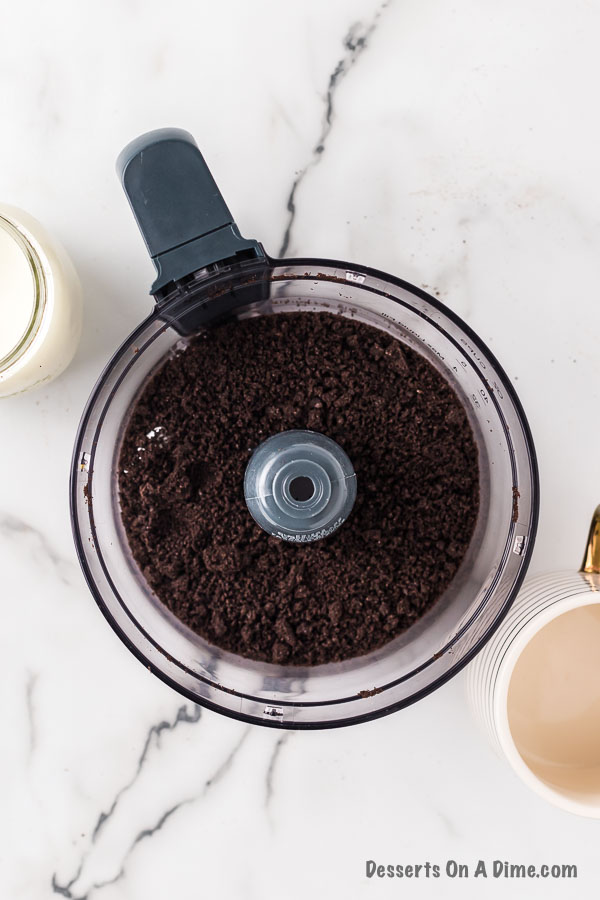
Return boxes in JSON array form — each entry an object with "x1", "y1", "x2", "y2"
[
  {"x1": 203, "y1": 725, "x2": 250, "y2": 792},
  {"x1": 265, "y1": 733, "x2": 291, "y2": 808},
  {"x1": 51, "y1": 726, "x2": 250, "y2": 900},
  {"x1": 51, "y1": 862, "x2": 84, "y2": 899},
  {"x1": 435, "y1": 808, "x2": 461, "y2": 839},
  {"x1": 25, "y1": 671, "x2": 38, "y2": 758},
  {"x1": 52, "y1": 863, "x2": 123, "y2": 900},
  {"x1": 92, "y1": 703, "x2": 202, "y2": 842},
  {"x1": 0, "y1": 512, "x2": 75, "y2": 585},
  {"x1": 278, "y1": 0, "x2": 391, "y2": 257}
]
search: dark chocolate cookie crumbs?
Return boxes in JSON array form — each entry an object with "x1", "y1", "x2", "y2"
[{"x1": 118, "y1": 312, "x2": 479, "y2": 666}]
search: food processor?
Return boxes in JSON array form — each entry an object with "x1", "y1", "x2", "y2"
[{"x1": 70, "y1": 128, "x2": 539, "y2": 728}]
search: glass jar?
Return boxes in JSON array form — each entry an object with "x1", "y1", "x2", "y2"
[{"x1": 0, "y1": 205, "x2": 82, "y2": 398}]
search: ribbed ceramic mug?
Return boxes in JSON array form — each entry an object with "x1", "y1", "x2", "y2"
[{"x1": 467, "y1": 507, "x2": 600, "y2": 817}]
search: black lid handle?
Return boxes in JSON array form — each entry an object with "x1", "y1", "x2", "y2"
[{"x1": 117, "y1": 128, "x2": 263, "y2": 295}]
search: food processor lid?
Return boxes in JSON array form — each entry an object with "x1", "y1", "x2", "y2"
[
  {"x1": 117, "y1": 128, "x2": 264, "y2": 295},
  {"x1": 244, "y1": 430, "x2": 357, "y2": 541}
]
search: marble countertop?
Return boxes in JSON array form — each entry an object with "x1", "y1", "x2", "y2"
[{"x1": 1, "y1": 0, "x2": 600, "y2": 897}]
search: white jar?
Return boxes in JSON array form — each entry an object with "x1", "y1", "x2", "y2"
[
  {"x1": 0, "y1": 204, "x2": 82, "y2": 397},
  {"x1": 467, "y1": 507, "x2": 600, "y2": 817}
]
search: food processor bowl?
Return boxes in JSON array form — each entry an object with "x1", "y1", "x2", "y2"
[{"x1": 70, "y1": 130, "x2": 538, "y2": 728}]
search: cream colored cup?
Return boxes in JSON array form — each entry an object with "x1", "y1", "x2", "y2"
[{"x1": 467, "y1": 507, "x2": 600, "y2": 817}]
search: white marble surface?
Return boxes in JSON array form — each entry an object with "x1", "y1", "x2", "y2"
[{"x1": 1, "y1": 0, "x2": 600, "y2": 896}]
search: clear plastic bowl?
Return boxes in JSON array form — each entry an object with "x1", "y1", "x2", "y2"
[{"x1": 70, "y1": 257, "x2": 538, "y2": 728}]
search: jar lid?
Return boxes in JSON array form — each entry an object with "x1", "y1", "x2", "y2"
[{"x1": 0, "y1": 215, "x2": 43, "y2": 371}]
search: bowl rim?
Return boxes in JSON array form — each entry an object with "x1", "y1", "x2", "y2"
[{"x1": 70, "y1": 254, "x2": 540, "y2": 729}]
